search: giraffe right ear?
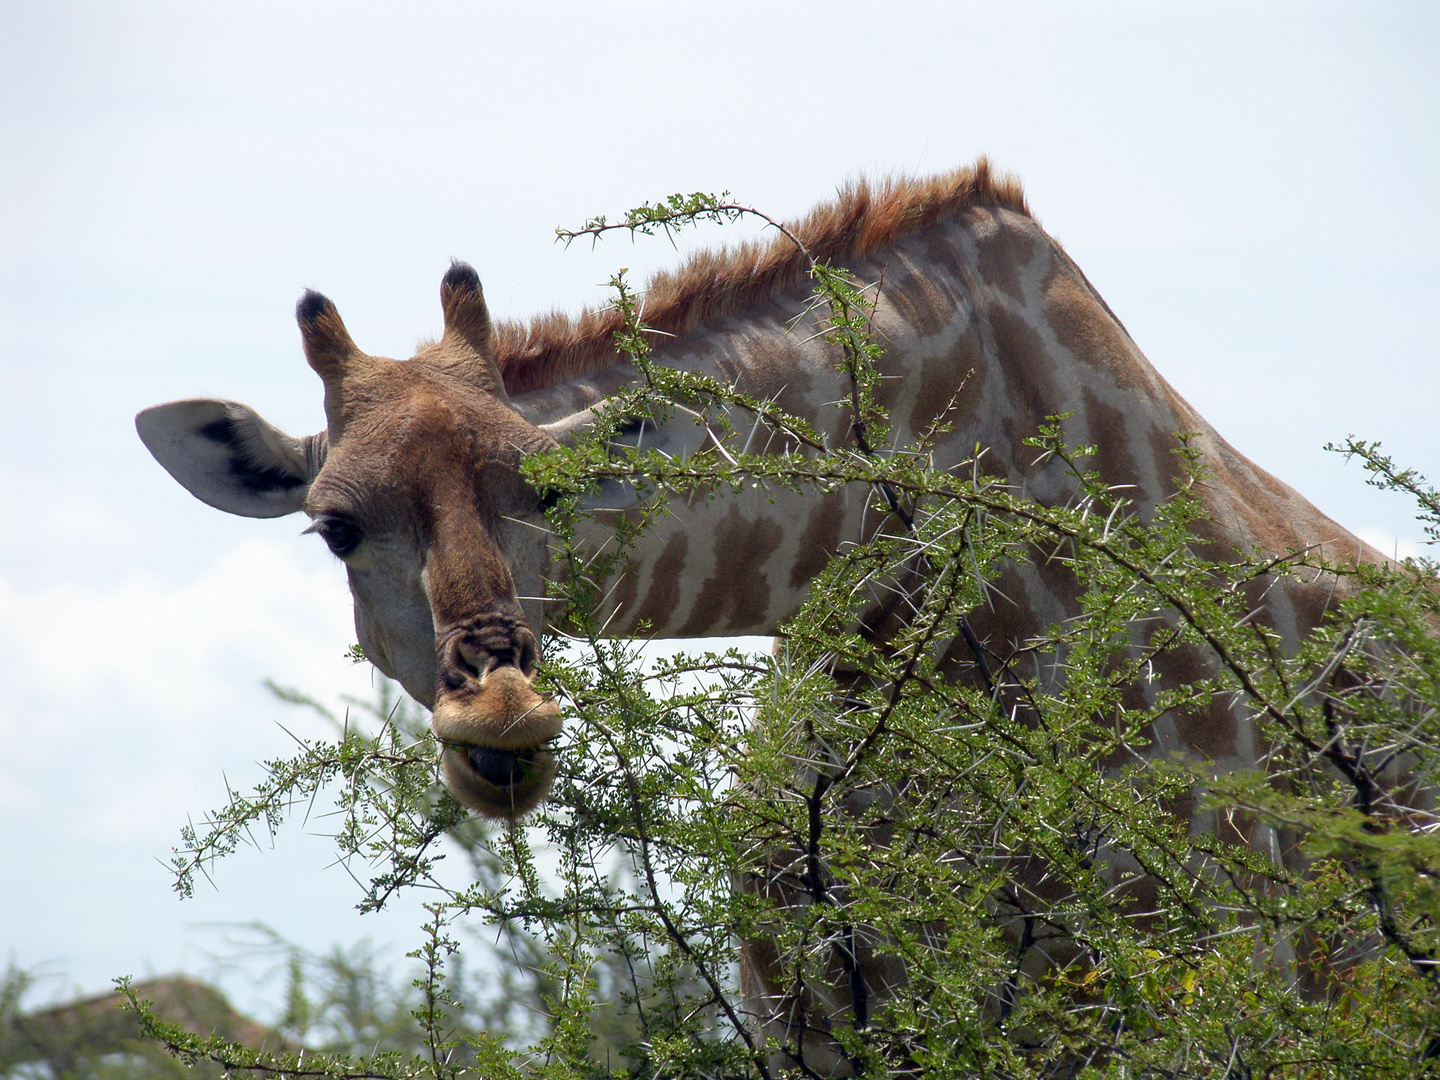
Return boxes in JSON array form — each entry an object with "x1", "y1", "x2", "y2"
[
  {"x1": 538, "y1": 403, "x2": 714, "y2": 512},
  {"x1": 136, "y1": 399, "x2": 327, "y2": 518}
]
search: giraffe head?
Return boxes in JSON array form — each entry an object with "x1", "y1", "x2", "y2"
[{"x1": 137, "y1": 263, "x2": 564, "y2": 818}]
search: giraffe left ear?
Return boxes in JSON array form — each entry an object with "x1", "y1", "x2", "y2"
[{"x1": 137, "y1": 399, "x2": 326, "y2": 518}]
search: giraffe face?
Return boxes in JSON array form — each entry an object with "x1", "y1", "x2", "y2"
[
  {"x1": 307, "y1": 370, "x2": 561, "y2": 819},
  {"x1": 137, "y1": 265, "x2": 565, "y2": 819}
]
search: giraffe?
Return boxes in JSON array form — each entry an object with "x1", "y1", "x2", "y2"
[{"x1": 136, "y1": 161, "x2": 1382, "y2": 1071}]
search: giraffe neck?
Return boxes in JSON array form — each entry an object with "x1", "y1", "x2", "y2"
[{"x1": 510, "y1": 200, "x2": 1368, "y2": 643}]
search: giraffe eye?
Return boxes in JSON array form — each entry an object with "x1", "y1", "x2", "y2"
[{"x1": 306, "y1": 516, "x2": 363, "y2": 558}]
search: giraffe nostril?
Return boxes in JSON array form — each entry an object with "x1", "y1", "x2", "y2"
[
  {"x1": 441, "y1": 624, "x2": 541, "y2": 690},
  {"x1": 452, "y1": 637, "x2": 507, "y2": 680},
  {"x1": 442, "y1": 638, "x2": 480, "y2": 685},
  {"x1": 518, "y1": 634, "x2": 539, "y2": 677}
]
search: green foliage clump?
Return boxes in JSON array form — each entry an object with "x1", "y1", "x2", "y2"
[{"x1": 123, "y1": 193, "x2": 1438, "y2": 1078}]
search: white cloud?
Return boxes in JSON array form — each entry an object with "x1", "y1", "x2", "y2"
[
  {"x1": 0, "y1": 533, "x2": 373, "y2": 839},
  {"x1": 0, "y1": 469, "x2": 141, "y2": 558},
  {"x1": 0, "y1": 518, "x2": 431, "y2": 1011}
]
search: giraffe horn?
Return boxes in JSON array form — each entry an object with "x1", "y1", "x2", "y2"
[
  {"x1": 297, "y1": 290, "x2": 359, "y2": 383},
  {"x1": 297, "y1": 290, "x2": 367, "y2": 434},
  {"x1": 437, "y1": 261, "x2": 507, "y2": 398}
]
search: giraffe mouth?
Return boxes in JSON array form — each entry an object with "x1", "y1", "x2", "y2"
[
  {"x1": 437, "y1": 737, "x2": 558, "y2": 819},
  {"x1": 431, "y1": 667, "x2": 563, "y2": 819},
  {"x1": 464, "y1": 744, "x2": 548, "y2": 789}
]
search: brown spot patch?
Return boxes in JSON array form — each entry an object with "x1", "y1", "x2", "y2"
[
  {"x1": 1288, "y1": 576, "x2": 1341, "y2": 637},
  {"x1": 1147, "y1": 425, "x2": 1190, "y2": 501},
  {"x1": 1158, "y1": 644, "x2": 1239, "y2": 761},
  {"x1": 987, "y1": 303, "x2": 1060, "y2": 464},
  {"x1": 1081, "y1": 386, "x2": 1141, "y2": 493},
  {"x1": 630, "y1": 533, "x2": 689, "y2": 632},
  {"x1": 1044, "y1": 270, "x2": 1144, "y2": 390},
  {"x1": 1113, "y1": 874, "x2": 1161, "y2": 924},
  {"x1": 607, "y1": 557, "x2": 641, "y2": 624},
  {"x1": 906, "y1": 320, "x2": 983, "y2": 440},
  {"x1": 904, "y1": 319, "x2": 984, "y2": 440},
  {"x1": 871, "y1": 327, "x2": 909, "y2": 418},
  {"x1": 882, "y1": 250, "x2": 963, "y2": 340},
  {"x1": 919, "y1": 215, "x2": 980, "y2": 286},
  {"x1": 734, "y1": 320, "x2": 813, "y2": 411},
  {"x1": 972, "y1": 210, "x2": 1037, "y2": 304},
  {"x1": 678, "y1": 506, "x2": 785, "y2": 634},
  {"x1": 938, "y1": 555, "x2": 1082, "y2": 686},
  {"x1": 789, "y1": 496, "x2": 845, "y2": 590}
]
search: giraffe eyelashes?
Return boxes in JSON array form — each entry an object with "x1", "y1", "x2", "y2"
[{"x1": 304, "y1": 515, "x2": 363, "y2": 558}]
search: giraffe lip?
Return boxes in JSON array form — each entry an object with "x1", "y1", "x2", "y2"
[
  {"x1": 463, "y1": 744, "x2": 547, "y2": 789},
  {"x1": 437, "y1": 738, "x2": 558, "y2": 819}
]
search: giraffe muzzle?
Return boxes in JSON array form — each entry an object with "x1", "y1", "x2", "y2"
[{"x1": 432, "y1": 664, "x2": 562, "y2": 819}]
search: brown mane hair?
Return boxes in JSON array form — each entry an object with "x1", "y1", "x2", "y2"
[{"x1": 493, "y1": 158, "x2": 1030, "y2": 395}]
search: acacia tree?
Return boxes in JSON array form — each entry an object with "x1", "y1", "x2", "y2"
[{"x1": 123, "y1": 196, "x2": 1439, "y2": 1079}]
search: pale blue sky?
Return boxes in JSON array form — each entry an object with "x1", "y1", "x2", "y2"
[{"x1": 2, "y1": 0, "x2": 1437, "y2": 1017}]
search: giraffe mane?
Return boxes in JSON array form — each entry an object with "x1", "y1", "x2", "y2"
[{"x1": 493, "y1": 158, "x2": 1030, "y2": 395}]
